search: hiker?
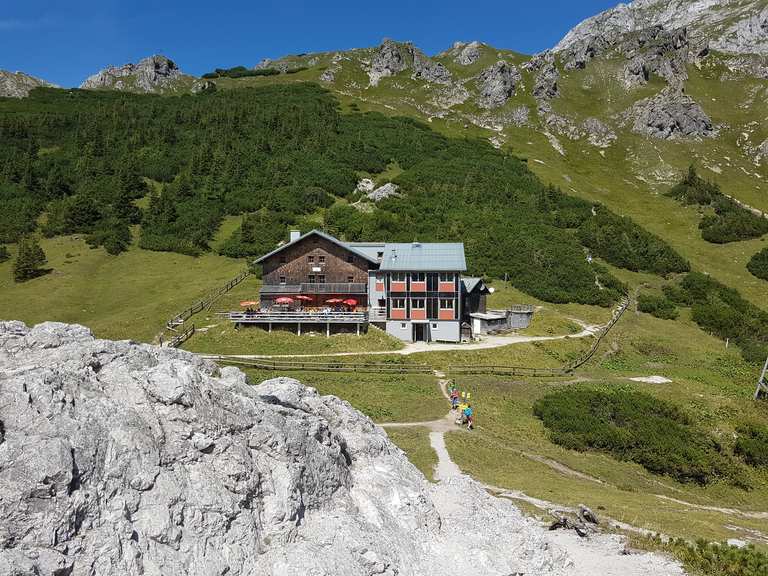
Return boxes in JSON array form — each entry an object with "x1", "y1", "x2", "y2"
[
  {"x1": 456, "y1": 402, "x2": 468, "y2": 425},
  {"x1": 450, "y1": 387, "x2": 460, "y2": 410},
  {"x1": 463, "y1": 404, "x2": 474, "y2": 430}
]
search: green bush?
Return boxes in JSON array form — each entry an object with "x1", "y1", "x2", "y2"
[
  {"x1": 747, "y1": 247, "x2": 768, "y2": 281},
  {"x1": 667, "y1": 539, "x2": 768, "y2": 576},
  {"x1": 664, "y1": 272, "x2": 768, "y2": 363},
  {"x1": 735, "y1": 423, "x2": 768, "y2": 468},
  {"x1": 202, "y1": 66, "x2": 280, "y2": 79},
  {"x1": 0, "y1": 245, "x2": 8, "y2": 263},
  {"x1": 668, "y1": 166, "x2": 768, "y2": 243},
  {"x1": 637, "y1": 292, "x2": 679, "y2": 320},
  {"x1": 533, "y1": 387, "x2": 747, "y2": 486}
]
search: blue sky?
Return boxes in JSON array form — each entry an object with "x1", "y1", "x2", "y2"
[{"x1": 1, "y1": 0, "x2": 618, "y2": 87}]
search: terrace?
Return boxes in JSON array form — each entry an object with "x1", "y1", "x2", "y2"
[{"x1": 220, "y1": 309, "x2": 369, "y2": 336}]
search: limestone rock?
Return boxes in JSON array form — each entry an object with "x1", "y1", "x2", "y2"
[
  {"x1": 0, "y1": 321, "x2": 608, "y2": 575},
  {"x1": 368, "y1": 40, "x2": 451, "y2": 86},
  {"x1": 453, "y1": 41, "x2": 483, "y2": 65},
  {"x1": 583, "y1": 117, "x2": 617, "y2": 148},
  {"x1": 533, "y1": 62, "x2": 560, "y2": 100},
  {"x1": 367, "y1": 182, "x2": 401, "y2": 202},
  {"x1": 477, "y1": 61, "x2": 521, "y2": 109},
  {"x1": 628, "y1": 87, "x2": 715, "y2": 139},
  {"x1": 80, "y1": 55, "x2": 193, "y2": 93},
  {"x1": 411, "y1": 48, "x2": 452, "y2": 84},
  {"x1": 0, "y1": 70, "x2": 56, "y2": 98}
]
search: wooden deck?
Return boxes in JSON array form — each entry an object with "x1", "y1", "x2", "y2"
[{"x1": 221, "y1": 310, "x2": 368, "y2": 335}]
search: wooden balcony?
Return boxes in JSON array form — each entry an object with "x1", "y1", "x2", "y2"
[
  {"x1": 260, "y1": 283, "x2": 368, "y2": 295},
  {"x1": 223, "y1": 310, "x2": 367, "y2": 324}
]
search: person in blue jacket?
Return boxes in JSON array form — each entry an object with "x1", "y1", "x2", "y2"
[{"x1": 463, "y1": 404, "x2": 474, "y2": 430}]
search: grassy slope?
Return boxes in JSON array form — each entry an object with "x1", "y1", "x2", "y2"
[{"x1": 386, "y1": 427, "x2": 438, "y2": 482}]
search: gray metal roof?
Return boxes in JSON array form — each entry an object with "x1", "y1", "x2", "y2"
[
  {"x1": 254, "y1": 230, "x2": 379, "y2": 264},
  {"x1": 344, "y1": 242, "x2": 386, "y2": 262},
  {"x1": 380, "y1": 242, "x2": 466, "y2": 272},
  {"x1": 461, "y1": 277, "x2": 484, "y2": 293}
]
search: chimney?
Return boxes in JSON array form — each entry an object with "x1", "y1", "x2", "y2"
[{"x1": 289, "y1": 230, "x2": 301, "y2": 242}]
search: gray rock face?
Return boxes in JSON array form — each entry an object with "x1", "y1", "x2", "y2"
[
  {"x1": 0, "y1": 321, "x2": 592, "y2": 576},
  {"x1": 0, "y1": 71, "x2": 56, "y2": 98},
  {"x1": 534, "y1": 62, "x2": 560, "y2": 100},
  {"x1": 411, "y1": 48, "x2": 452, "y2": 84},
  {"x1": 453, "y1": 41, "x2": 483, "y2": 65},
  {"x1": 368, "y1": 40, "x2": 451, "y2": 86},
  {"x1": 477, "y1": 61, "x2": 521, "y2": 109},
  {"x1": 628, "y1": 87, "x2": 715, "y2": 139},
  {"x1": 555, "y1": 0, "x2": 768, "y2": 57},
  {"x1": 80, "y1": 55, "x2": 189, "y2": 93},
  {"x1": 367, "y1": 182, "x2": 401, "y2": 202},
  {"x1": 368, "y1": 39, "x2": 410, "y2": 86},
  {"x1": 583, "y1": 117, "x2": 617, "y2": 148}
]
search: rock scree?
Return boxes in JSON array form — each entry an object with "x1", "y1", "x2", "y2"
[{"x1": 0, "y1": 321, "x2": 686, "y2": 575}]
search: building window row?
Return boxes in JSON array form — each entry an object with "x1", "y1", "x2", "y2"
[{"x1": 391, "y1": 298, "x2": 453, "y2": 309}]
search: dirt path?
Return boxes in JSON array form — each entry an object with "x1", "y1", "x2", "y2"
[{"x1": 199, "y1": 322, "x2": 600, "y2": 361}]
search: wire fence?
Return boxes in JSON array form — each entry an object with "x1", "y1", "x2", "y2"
[{"x1": 165, "y1": 268, "x2": 250, "y2": 331}]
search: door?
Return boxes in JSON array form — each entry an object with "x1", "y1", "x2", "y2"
[{"x1": 413, "y1": 323, "x2": 426, "y2": 342}]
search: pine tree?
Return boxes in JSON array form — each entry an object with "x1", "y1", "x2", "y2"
[{"x1": 13, "y1": 235, "x2": 47, "y2": 282}]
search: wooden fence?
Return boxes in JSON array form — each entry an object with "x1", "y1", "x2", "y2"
[
  {"x1": 207, "y1": 356, "x2": 433, "y2": 374},
  {"x1": 168, "y1": 324, "x2": 196, "y2": 348},
  {"x1": 166, "y1": 269, "x2": 250, "y2": 331}
]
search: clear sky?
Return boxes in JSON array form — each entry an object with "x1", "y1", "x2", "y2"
[{"x1": 1, "y1": 0, "x2": 619, "y2": 87}]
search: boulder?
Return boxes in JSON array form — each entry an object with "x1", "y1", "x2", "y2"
[
  {"x1": 477, "y1": 61, "x2": 521, "y2": 109},
  {"x1": 628, "y1": 88, "x2": 715, "y2": 140},
  {"x1": 367, "y1": 182, "x2": 401, "y2": 202},
  {"x1": 368, "y1": 39, "x2": 410, "y2": 86},
  {"x1": 411, "y1": 48, "x2": 452, "y2": 84},
  {"x1": 453, "y1": 41, "x2": 483, "y2": 65}
]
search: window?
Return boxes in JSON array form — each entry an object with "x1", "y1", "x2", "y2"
[
  {"x1": 318, "y1": 255, "x2": 326, "y2": 263},
  {"x1": 440, "y1": 299, "x2": 454, "y2": 309},
  {"x1": 279, "y1": 256, "x2": 287, "y2": 264},
  {"x1": 391, "y1": 298, "x2": 405, "y2": 309},
  {"x1": 432, "y1": 323, "x2": 438, "y2": 329},
  {"x1": 308, "y1": 275, "x2": 316, "y2": 284},
  {"x1": 401, "y1": 323, "x2": 407, "y2": 329},
  {"x1": 318, "y1": 275, "x2": 326, "y2": 284},
  {"x1": 279, "y1": 276, "x2": 286, "y2": 285},
  {"x1": 347, "y1": 255, "x2": 354, "y2": 263},
  {"x1": 308, "y1": 255, "x2": 314, "y2": 263},
  {"x1": 439, "y1": 272, "x2": 453, "y2": 282},
  {"x1": 411, "y1": 298, "x2": 425, "y2": 309},
  {"x1": 391, "y1": 272, "x2": 406, "y2": 282},
  {"x1": 347, "y1": 276, "x2": 354, "y2": 283},
  {"x1": 411, "y1": 272, "x2": 426, "y2": 282},
  {"x1": 377, "y1": 251, "x2": 384, "y2": 259}
]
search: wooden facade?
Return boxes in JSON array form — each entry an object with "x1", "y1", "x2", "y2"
[{"x1": 261, "y1": 235, "x2": 372, "y2": 286}]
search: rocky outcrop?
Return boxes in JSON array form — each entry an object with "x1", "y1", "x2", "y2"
[
  {"x1": 452, "y1": 41, "x2": 483, "y2": 65},
  {"x1": 627, "y1": 87, "x2": 715, "y2": 139},
  {"x1": 0, "y1": 320, "x2": 611, "y2": 575},
  {"x1": 477, "y1": 61, "x2": 521, "y2": 109},
  {"x1": 368, "y1": 40, "x2": 451, "y2": 86},
  {"x1": 583, "y1": 117, "x2": 617, "y2": 148},
  {"x1": 367, "y1": 182, "x2": 401, "y2": 202},
  {"x1": 80, "y1": 55, "x2": 193, "y2": 93},
  {"x1": 368, "y1": 39, "x2": 410, "y2": 86},
  {"x1": 555, "y1": 0, "x2": 768, "y2": 57},
  {"x1": 0, "y1": 71, "x2": 56, "y2": 98}
]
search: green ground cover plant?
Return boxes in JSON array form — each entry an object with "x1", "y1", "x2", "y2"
[
  {"x1": 667, "y1": 166, "x2": 768, "y2": 244},
  {"x1": 664, "y1": 272, "x2": 768, "y2": 363},
  {"x1": 747, "y1": 247, "x2": 768, "y2": 281},
  {"x1": 637, "y1": 292, "x2": 679, "y2": 320},
  {"x1": 533, "y1": 386, "x2": 746, "y2": 486},
  {"x1": 735, "y1": 423, "x2": 768, "y2": 468}
]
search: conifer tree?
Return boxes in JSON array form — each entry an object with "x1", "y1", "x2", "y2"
[{"x1": 13, "y1": 235, "x2": 47, "y2": 282}]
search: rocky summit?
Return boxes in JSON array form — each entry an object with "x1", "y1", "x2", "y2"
[
  {"x1": 0, "y1": 322, "x2": 688, "y2": 575},
  {"x1": 80, "y1": 55, "x2": 199, "y2": 94},
  {"x1": 0, "y1": 71, "x2": 55, "y2": 98}
]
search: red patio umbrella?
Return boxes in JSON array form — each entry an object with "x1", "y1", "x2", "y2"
[
  {"x1": 239, "y1": 301, "x2": 259, "y2": 307},
  {"x1": 325, "y1": 298, "x2": 343, "y2": 304},
  {"x1": 275, "y1": 297, "x2": 294, "y2": 304},
  {"x1": 295, "y1": 295, "x2": 313, "y2": 302},
  {"x1": 343, "y1": 298, "x2": 358, "y2": 306}
]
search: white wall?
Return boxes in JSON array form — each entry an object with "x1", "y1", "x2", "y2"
[
  {"x1": 386, "y1": 321, "x2": 413, "y2": 342},
  {"x1": 429, "y1": 321, "x2": 460, "y2": 343}
]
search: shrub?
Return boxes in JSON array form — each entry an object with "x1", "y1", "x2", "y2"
[
  {"x1": 747, "y1": 247, "x2": 768, "y2": 281},
  {"x1": 202, "y1": 66, "x2": 280, "y2": 79},
  {"x1": 668, "y1": 539, "x2": 768, "y2": 576},
  {"x1": 667, "y1": 166, "x2": 768, "y2": 243},
  {"x1": 0, "y1": 245, "x2": 8, "y2": 263},
  {"x1": 577, "y1": 206, "x2": 690, "y2": 275},
  {"x1": 13, "y1": 235, "x2": 47, "y2": 282},
  {"x1": 533, "y1": 387, "x2": 747, "y2": 486},
  {"x1": 734, "y1": 423, "x2": 768, "y2": 468},
  {"x1": 666, "y1": 272, "x2": 768, "y2": 363},
  {"x1": 637, "y1": 292, "x2": 679, "y2": 320}
]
